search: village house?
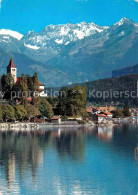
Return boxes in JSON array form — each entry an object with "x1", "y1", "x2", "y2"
[
  {"x1": 88, "y1": 114, "x2": 107, "y2": 124},
  {"x1": 87, "y1": 106, "x2": 113, "y2": 124},
  {"x1": 88, "y1": 113, "x2": 113, "y2": 124},
  {"x1": 86, "y1": 105, "x2": 114, "y2": 116},
  {"x1": 98, "y1": 106, "x2": 115, "y2": 112},
  {"x1": 101, "y1": 111, "x2": 113, "y2": 118},
  {"x1": 51, "y1": 116, "x2": 61, "y2": 124},
  {"x1": 86, "y1": 106, "x2": 115, "y2": 116},
  {"x1": 86, "y1": 107, "x2": 100, "y2": 115},
  {"x1": 7, "y1": 57, "x2": 47, "y2": 97}
]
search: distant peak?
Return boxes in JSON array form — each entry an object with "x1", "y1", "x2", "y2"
[
  {"x1": 28, "y1": 30, "x2": 36, "y2": 35},
  {"x1": 121, "y1": 17, "x2": 129, "y2": 21},
  {"x1": 120, "y1": 17, "x2": 133, "y2": 23},
  {"x1": 79, "y1": 21, "x2": 87, "y2": 24},
  {"x1": 115, "y1": 17, "x2": 133, "y2": 26},
  {"x1": 0, "y1": 29, "x2": 23, "y2": 40}
]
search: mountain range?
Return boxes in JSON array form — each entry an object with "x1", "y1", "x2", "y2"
[
  {"x1": 112, "y1": 64, "x2": 138, "y2": 77},
  {"x1": 0, "y1": 17, "x2": 138, "y2": 87}
]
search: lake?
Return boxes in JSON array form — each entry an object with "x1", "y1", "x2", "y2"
[{"x1": 0, "y1": 122, "x2": 137, "y2": 195}]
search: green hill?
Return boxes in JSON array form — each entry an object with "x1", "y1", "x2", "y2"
[{"x1": 80, "y1": 74, "x2": 138, "y2": 106}]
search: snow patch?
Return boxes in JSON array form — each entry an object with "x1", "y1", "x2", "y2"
[
  {"x1": 2, "y1": 40, "x2": 8, "y2": 43},
  {"x1": 60, "y1": 27, "x2": 69, "y2": 36},
  {"x1": 3, "y1": 36, "x2": 9, "y2": 40},
  {"x1": 119, "y1": 31, "x2": 125, "y2": 36},
  {"x1": 55, "y1": 39, "x2": 63, "y2": 44},
  {"x1": 68, "y1": 82, "x2": 72, "y2": 85},
  {"x1": 65, "y1": 41, "x2": 70, "y2": 45},
  {"x1": 73, "y1": 30, "x2": 85, "y2": 40},
  {"x1": 0, "y1": 29, "x2": 23, "y2": 40},
  {"x1": 24, "y1": 43, "x2": 40, "y2": 50}
]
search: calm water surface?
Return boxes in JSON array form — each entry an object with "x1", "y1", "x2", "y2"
[{"x1": 0, "y1": 123, "x2": 137, "y2": 195}]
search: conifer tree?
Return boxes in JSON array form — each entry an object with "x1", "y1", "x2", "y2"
[
  {"x1": 0, "y1": 104, "x2": 3, "y2": 120},
  {"x1": 32, "y1": 73, "x2": 39, "y2": 108},
  {"x1": 21, "y1": 74, "x2": 28, "y2": 108},
  {"x1": 1, "y1": 74, "x2": 14, "y2": 99},
  {"x1": 122, "y1": 103, "x2": 131, "y2": 117}
]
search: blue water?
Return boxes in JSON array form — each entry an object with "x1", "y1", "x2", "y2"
[{"x1": 0, "y1": 123, "x2": 137, "y2": 195}]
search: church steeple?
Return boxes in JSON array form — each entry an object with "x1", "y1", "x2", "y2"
[
  {"x1": 7, "y1": 57, "x2": 17, "y2": 83},
  {"x1": 7, "y1": 57, "x2": 16, "y2": 68}
]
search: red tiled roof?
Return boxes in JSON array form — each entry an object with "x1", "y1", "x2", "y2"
[
  {"x1": 96, "y1": 114, "x2": 107, "y2": 117},
  {"x1": 99, "y1": 107, "x2": 108, "y2": 111},
  {"x1": 108, "y1": 107, "x2": 115, "y2": 111},
  {"x1": 95, "y1": 108, "x2": 100, "y2": 111},
  {"x1": 99, "y1": 106, "x2": 115, "y2": 112},
  {"x1": 15, "y1": 77, "x2": 21, "y2": 85},
  {"x1": 7, "y1": 57, "x2": 16, "y2": 68},
  {"x1": 15, "y1": 77, "x2": 44, "y2": 87},
  {"x1": 51, "y1": 116, "x2": 61, "y2": 120},
  {"x1": 102, "y1": 111, "x2": 113, "y2": 115},
  {"x1": 38, "y1": 81, "x2": 45, "y2": 86}
]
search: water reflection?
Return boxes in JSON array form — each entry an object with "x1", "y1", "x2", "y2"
[
  {"x1": 93, "y1": 126, "x2": 114, "y2": 141},
  {"x1": 0, "y1": 128, "x2": 86, "y2": 187},
  {"x1": 0, "y1": 123, "x2": 137, "y2": 194}
]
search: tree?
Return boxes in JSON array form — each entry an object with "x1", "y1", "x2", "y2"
[
  {"x1": 2, "y1": 104, "x2": 15, "y2": 121},
  {"x1": 67, "y1": 86, "x2": 87, "y2": 117},
  {"x1": 32, "y1": 73, "x2": 39, "y2": 108},
  {"x1": 26, "y1": 104, "x2": 39, "y2": 118},
  {"x1": 46, "y1": 96, "x2": 59, "y2": 108},
  {"x1": 57, "y1": 87, "x2": 69, "y2": 116},
  {"x1": 21, "y1": 74, "x2": 28, "y2": 108},
  {"x1": 57, "y1": 86, "x2": 87, "y2": 117},
  {"x1": 14, "y1": 105, "x2": 27, "y2": 121},
  {"x1": 112, "y1": 109, "x2": 124, "y2": 118},
  {"x1": 1, "y1": 74, "x2": 14, "y2": 99},
  {"x1": 26, "y1": 74, "x2": 34, "y2": 92},
  {"x1": 122, "y1": 103, "x2": 131, "y2": 117},
  {"x1": 1, "y1": 74, "x2": 14, "y2": 91},
  {"x1": 0, "y1": 104, "x2": 3, "y2": 120},
  {"x1": 39, "y1": 98, "x2": 54, "y2": 119}
]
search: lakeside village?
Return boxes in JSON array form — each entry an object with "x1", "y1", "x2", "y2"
[{"x1": 0, "y1": 57, "x2": 138, "y2": 129}]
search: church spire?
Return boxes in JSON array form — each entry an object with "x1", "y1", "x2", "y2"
[
  {"x1": 7, "y1": 57, "x2": 17, "y2": 83},
  {"x1": 7, "y1": 57, "x2": 17, "y2": 68}
]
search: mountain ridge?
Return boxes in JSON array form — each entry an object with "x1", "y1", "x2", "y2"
[{"x1": 0, "y1": 17, "x2": 137, "y2": 87}]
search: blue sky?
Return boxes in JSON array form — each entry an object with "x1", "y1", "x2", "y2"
[{"x1": 0, "y1": 0, "x2": 138, "y2": 34}]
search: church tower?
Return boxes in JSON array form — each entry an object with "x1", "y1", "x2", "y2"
[{"x1": 7, "y1": 57, "x2": 17, "y2": 83}]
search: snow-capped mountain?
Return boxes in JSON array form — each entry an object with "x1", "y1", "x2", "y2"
[
  {"x1": 0, "y1": 29, "x2": 23, "y2": 40},
  {"x1": 0, "y1": 17, "x2": 138, "y2": 87},
  {"x1": 22, "y1": 22, "x2": 108, "y2": 49},
  {"x1": 0, "y1": 29, "x2": 23, "y2": 54}
]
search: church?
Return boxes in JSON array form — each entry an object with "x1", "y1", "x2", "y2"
[{"x1": 7, "y1": 57, "x2": 47, "y2": 97}]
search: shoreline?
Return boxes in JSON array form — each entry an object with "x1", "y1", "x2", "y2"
[
  {"x1": 0, "y1": 118, "x2": 137, "y2": 131},
  {"x1": 0, "y1": 122, "x2": 87, "y2": 130},
  {"x1": 0, "y1": 122, "x2": 115, "y2": 130}
]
